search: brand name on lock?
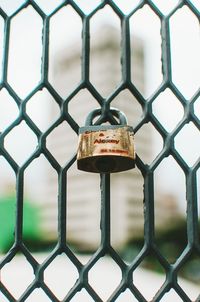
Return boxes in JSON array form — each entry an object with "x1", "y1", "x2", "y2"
[
  {"x1": 94, "y1": 138, "x2": 119, "y2": 144},
  {"x1": 82, "y1": 127, "x2": 135, "y2": 159},
  {"x1": 77, "y1": 108, "x2": 136, "y2": 173}
]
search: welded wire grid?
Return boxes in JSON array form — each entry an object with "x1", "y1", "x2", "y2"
[{"x1": 0, "y1": 0, "x2": 199, "y2": 301}]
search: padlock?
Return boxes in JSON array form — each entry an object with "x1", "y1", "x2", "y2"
[{"x1": 77, "y1": 108, "x2": 135, "y2": 173}]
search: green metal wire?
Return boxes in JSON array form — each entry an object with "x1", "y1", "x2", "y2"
[{"x1": 0, "y1": 0, "x2": 199, "y2": 301}]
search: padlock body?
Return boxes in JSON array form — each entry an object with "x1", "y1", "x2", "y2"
[{"x1": 77, "y1": 125, "x2": 135, "y2": 173}]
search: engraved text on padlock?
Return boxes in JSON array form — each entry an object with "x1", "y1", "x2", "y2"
[{"x1": 77, "y1": 108, "x2": 135, "y2": 173}]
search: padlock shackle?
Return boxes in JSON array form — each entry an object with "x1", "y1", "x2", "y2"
[{"x1": 85, "y1": 107, "x2": 128, "y2": 126}]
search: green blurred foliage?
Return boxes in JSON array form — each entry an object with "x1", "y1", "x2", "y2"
[{"x1": 0, "y1": 195, "x2": 40, "y2": 252}]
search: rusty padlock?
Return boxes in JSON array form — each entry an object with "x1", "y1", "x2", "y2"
[{"x1": 77, "y1": 108, "x2": 135, "y2": 173}]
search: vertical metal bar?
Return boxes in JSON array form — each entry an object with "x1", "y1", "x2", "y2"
[
  {"x1": 121, "y1": 16, "x2": 131, "y2": 84},
  {"x1": 41, "y1": 16, "x2": 50, "y2": 85},
  {"x1": 1, "y1": 17, "x2": 10, "y2": 85},
  {"x1": 161, "y1": 16, "x2": 172, "y2": 83},
  {"x1": 100, "y1": 173, "x2": 111, "y2": 249},
  {"x1": 58, "y1": 169, "x2": 67, "y2": 248},
  {"x1": 186, "y1": 168, "x2": 199, "y2": 247},
  {"x1": 15, "y1": 169, "x2": 24, "y2": 244},
  {"x1": 81, "y1": 16, "x2": 90, "y2": 84},
  {"x1": 143, "y1": 171, "x2": 155, "y2": 247}
]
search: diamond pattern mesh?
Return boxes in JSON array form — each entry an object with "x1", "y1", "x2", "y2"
[{"x1": 0, "y1": 1, "x2": 199, "y2": 301}]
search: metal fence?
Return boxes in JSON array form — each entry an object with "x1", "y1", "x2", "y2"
[{"x1": 0, "y1": 0, "x2": 199, "y2": 301}]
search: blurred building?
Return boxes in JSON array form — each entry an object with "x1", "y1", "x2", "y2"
[{"x1": 41, "y1": 26, "x2": 179, "y2": 251}]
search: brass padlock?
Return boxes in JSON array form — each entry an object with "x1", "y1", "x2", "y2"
[{"x1": 77, "y1": 108, "x2": 135, "y2": 173}]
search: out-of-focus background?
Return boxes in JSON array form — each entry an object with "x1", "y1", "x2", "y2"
[{"x1": 0, "y1": 0, "x2": 199, "y2": 301}]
